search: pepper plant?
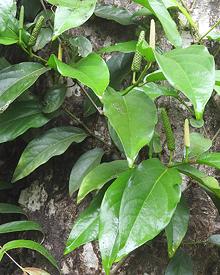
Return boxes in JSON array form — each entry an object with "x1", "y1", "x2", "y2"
[{"x1": 0, "y1": 0, "x2": 220, "y2": 274}]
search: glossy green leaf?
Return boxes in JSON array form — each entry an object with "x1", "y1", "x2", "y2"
[
  {"x1": 65, "y1": 190, "x2": 105, "y2": 255},
  {"x1": 151, "y1": 132, "x2": 162, "y2": 154},
  {"x1": 108, "y1": 122, "x2": 124, "y2": 153},
  {"x1": 165, "y1": 250, "x2": 193, "y2": 275},
  {"x1": 208, "y1": 234, "x2": 220, "y2": 246},
  {"x1": 0, "y1": 63, "x2": 49, "y2": 113},
  {"x1": 98, "y1": 41, "x2": 137, "y2": 54},
  {"x1": 69, "y1": 148, "x2": 104, "y2": 196},
  {"x1": 197, "y1": 153, "x2": 220, "y2": 170},
  {"x1": 48, "y1": 54, "x2": 109, "y2": 97},
  {"x1": 215, "y1": 70, "x2": 220, "y2": 95},
  {"x1": 0, "y1": 240, "x2": 58, "y2": 270},
  {"x1": 0, "y1": 203, "x2": 26, "y2": 215},
  {"x1": 134, "y1": 83, "x2": 178, "y2": 100},
  {"x1": 177, "y1": 164, "x2": 220, "y2": 198},
  {"x1": 83, "y1": 91, "x2": 102, "y2": 117},
  {"x1": 145, "y1": 70, "x2": 166, "y2": 83},
  {"x1": 0, "y1": 28, "x2": 18, "y2": 45},
  {"x1": 95, "y1": 4, "x2": 134, "y2": 25},
  {"x1": 107, "y1": 53, "x2": 133, "y2": 90},
  {"x1": 0, "y1": 0, "x2": 16, "y2": 32},
  {"x1": 52, "y1": 0, "x2": 97, "y2": 38},
  {"x1": 0, "y1": 221, "x2": 43, "y2": 234},
  {"x1": 189, "y1": 118, "x2": 204, "y2": 129},
  {"x1": 165, "y1": 197, "x2": 189, "y2": 258},
  {"x1": 117, "y1": 159, "x2": 181, "y2": 259},
  {"x1": 137, "y1": 40, "x2": 155, "y2": 62},
  {"x1": 134, "y1": 0, "x2": 182, "y2": 47},
  {"x1": 77, "y1": 160, "x2": 128, "y2": 203},
  {"x1": 0, "y1": 58, "x2": 10, "y2": 70},
  {"x1": 188, "y1": 132, "x2": 212, "y2": 158},
  {"x1": 69, "y1": 36, "x2": 92, "y2": 57},
  {"x1": 0, "y1": 99, "x2": 50, "y2": 143},
  {"x1": 155, "y1": 45, "x2": 215, "y2": 120},
  {"x1": 103, "y1": 88, "x2": 157, "y2": 167},
  {"x1": 99, "y1": 170, "x2": 132, "y2": 275},
  {"x1": 42, "y1": 85, "x2": 66, "y2": 113},
  {"x1": 12, "y1": 127, "x2": 87, "y2": 182},
  {"x1": 33, "y1": 28, "x2": 53, "y2": 52}
]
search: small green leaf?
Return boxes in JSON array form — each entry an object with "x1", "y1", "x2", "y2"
[
  {"x1": 165, "y1": 250, "x2": 193, "y2": 275},
  {"x1": 165, "y1": 197, "x2": 189, "y2": 258},
  {"x1": 103, "y1": 88, "x2": 157, "y2": 167},
  {"x1": 0, "y1": 240, "x2": 58, "y2": 270},
  {"x1": 134, "y1": 0, "x2": 182, "y2": 47},
  {"x1": 0, "y1": 203, "x2": 26, "y2": 215},
  {"x1": 52, "y1": 0, "x2": 97, "y2": 38},
  {"x1": 0, "y1": 63, "x2": 49, "y2": 112},
  {"x1": 177, "y1": 164, "x2": 220, "y2": 198},
  {"x1": 64, "y1": 190, "x2": 105, "y2": 254},
  {"x1": 0, "y1": 221, "x2": 43, "y2": 234},
  {"x1": 98, "y1": 41, "x2": 137, "y2": 54},
  {"x1": 134, "y1": 83, "x2": 178, "y2": 100},
  {"x1": 145, "y1": 70, "x2": 166, "y2": 82},
  {"x1": 95, "y1": 4, "x2": 134, "y2": 26},
  {"x1": 207, "y1": 31, "x2": 220, "y2": 42},
  {"x1": 77, "y1": 160, "x2": 128, "y2": 203},
  {"x1": 189, "y1": 118, "x2": 204, "y2": 129},
  {"x1": 155, "y1": 45, "x2": 215, "y2": 120},
  {"x1": 42, "y1": 85, "x2": 66, "y2": 113},
  {"x1": 69, "y1": 36, "x2": 92, "y2": 57},
  {"x1": 48, "y1": 54, "x2": 109, "y2": 97},
  {"x1": 99, "y1": 170, "x2": 132, "y2": 275},
  {"x1": 69, "y1": 148, "x2": 104, "y2": 196},
  {"x1": 0, "y1": 99, "x2": 50, "y2": 143},
  {"x1": 188, "y1": 132, "x2": 212, "y2": 158},
  {"x1": 136, "y1": 40, "x2": 155, "y2": 62},
  {"x1": 117, "y1": 159, "x2": 181, "y2": 259},
  {"x1": 12, "y1": 127, "x2": 87, "y2": 182},
  {"x1": 197, "y1": 153, "x2": 220, "y2": 170}
]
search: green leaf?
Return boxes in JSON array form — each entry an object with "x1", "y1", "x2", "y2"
[
  {"x1": 165, "y1": 250, "x2": 193, "y2": 275},
  {"x1": 99, "y1": 170, "x2": 132, "y2": 275},
  {"x1": 69, "y1": 36, "x2": 92, "y2": 58},
  {"x1": 0, "y1": 58, "x2": 10, "y2": 70},
  {"x1": 0, "y1": 181, "x2": 13, "y2": 190},
  {"x1": 197, "y1": 153, "x2": 220, "y2": 170},
  {"x1": 0, "y1": 221, "x2": 43, "y2": 234},
  {"x1": 0, "y1": 203, "x2": 26, "y2": 215},
  {"x1": 83, "y1": 91, "x2": 102, "y2": 117},
  {"x1": 0, "y1": 99, "x2": 50, "y2": 143},
  {"x1": 177, "y1": 164, "x2": 220, "y2": 198},
  {"x1": 107, "y1": 53, "x2": 133, "y2": 90},
  {"x1": 0, "y1": 28, "x2": 18, "y2": 45},
  {"x1": 0, "y1": 240, "x2": 58, "y2": 270},
  {"x1": 98, "y1": 41, "x2": 137, "y2": 54},
  {"x1": 48, "y1": 54, "x2": 109, "y2": 97},
  {"x1": 69, "y1": 148, "x2": 104, "y2": 196},
  {"x1": 165, "y1": 197, "x2": 189, "y2": 258},
  {"x1": 134, "y1": 0, "x2": 182, "y2": 47},
  {"x1": 215, "y1": 70, "x2": 220, "y2": 95},
  {"x1": 117, "y1": 159, "x2": 181, "y2": 259},
  {"x1": 64, "y1": 190, "x2": 105, "y2": 254},
  {"x1": 208, "y1": 234, "x2": 220, "y2": 246},
  {"x1": 0, "y1": 0, "x2": 16, "y2": 32},
  {"x1": 32, "y1": 28, "x2": 53, "y2": 52},
  {"x1": 42, "y1": 85, "x2": 66, "y2": 113},
  {"x1": 188, "y1": 132, "x2": 212, "y2": 158},
  {"x1": 103, "y1": 88, "x2": 157, "y2": 167},
  {"x1": 151, "y1": 132, "x2": 162, "y2": 154},
  {"x1": 77, "y1": 160, "x2": 128, "y2": 203},
  {"x1": 52, "y1": 0, "x2": 97, "y2": 38},
  {"x1": 145, "y1": 70, "x2": 166, "y2": 83},
  {"x1": 95, "y1": 4, "x2": 134, "y2": 26},
  {"x1": 134, "y1": 83, "x2": 178, "y2": 100},
  {"x1": 155, "y1": 45, "x2": 215, "y2": 120},
  {"x1": 207, "y1": 31, "x2": 220, "y2": 42},
  {"x1": 136, "y1": 40, "x2": 155, "y2": 62},
  {"x1": 0, "y1": 63, "x2": 49, "y2": 113},
  {"x1": 12, "y1": 127, "x2": 87, "y2": 182},
  {"x1": 108, "y1": 122, "x2": 124, "y2": 153}
]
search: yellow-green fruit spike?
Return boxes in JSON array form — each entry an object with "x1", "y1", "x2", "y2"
[
  {"x1": 28, "y1": 15, "x2": 45, "y2": 47},
  {"x1": 161, "y1": 108, "x2": 175, "y2": 152},
  {"x1": 19, "y1": 5, "x2": 24, "y2": 30},
  {"x1": 131, "y1": 30, "x2": 145, "y2": 72},
  {"x1": 184, "y1": 119, "x2": 190, "y2": 148},
  {"x1": 149, "y1": 19, "x2": 156, "y2": 49}
]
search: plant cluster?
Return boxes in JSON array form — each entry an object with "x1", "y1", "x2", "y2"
[{"x1": 0, "y1": 0, "x2": 220, "y2": 274}]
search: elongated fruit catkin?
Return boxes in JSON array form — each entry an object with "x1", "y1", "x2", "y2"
[
  {"x1": 131, "y1": 30, "x2": 145, "y2": 72},
  {"x1": 161, "y1": 108, "x2": 175, "y2": 151},
  {"x1": 28, "y1": 16, "x2": 45, "y2": 47}
]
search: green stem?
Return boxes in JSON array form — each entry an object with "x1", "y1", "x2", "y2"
[
  {"x1": 199, "y1": 19, "x2": 220, "y2": 42},
  {"x1": 168, "y1": 151, "x2": 173, "y2": 165},
  {"x1": 212, "y1": 128, "x2": 220, "y2": 142},
  {"x1": 184, "y1": 146, "x2": 189, "y2": 163},
  {"x1": 176, "y1": 96, "x2": 194, "y2": 115},
  {"x1": 121, "y1": 62, "x2": 151, "y2": 96}
]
